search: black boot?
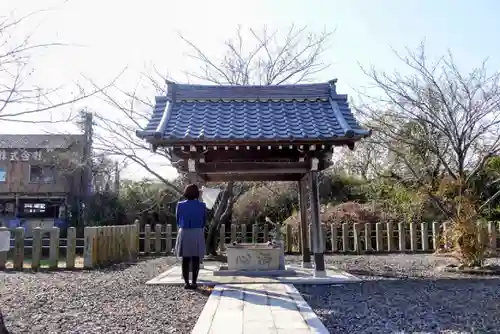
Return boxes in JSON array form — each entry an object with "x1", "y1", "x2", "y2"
[{"x1": 181, "y1": 257, "x2": 191, "y2": 289}]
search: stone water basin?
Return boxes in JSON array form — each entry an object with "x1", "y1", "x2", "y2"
[{"x1": 225, "y1": 243, "x2": 282, "y2": 271}]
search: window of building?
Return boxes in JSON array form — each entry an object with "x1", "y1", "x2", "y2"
[
  {"x1": 0, "y1": 167, "x2": 5, "y2": 182},
  {"x1": 29, "y1": 165, "x2": 55, "y2": 183},
  {"x1": 24, "y1": 203, "x2": 46, "y2": 213}
]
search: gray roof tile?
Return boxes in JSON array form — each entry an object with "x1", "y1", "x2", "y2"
[{"x1": 136, "y1": 81, "x2": 370, "y2": 143}]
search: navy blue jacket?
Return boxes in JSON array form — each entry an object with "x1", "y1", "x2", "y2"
[{"x1": 176, "y1": 200, "x2": 207, "y2": 229}]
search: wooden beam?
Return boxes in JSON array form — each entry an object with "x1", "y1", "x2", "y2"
[
  {"x1": 204, "y1": 173, "x2": 303, "y2": 182},
  {"x1": 204, "y1": 168, "x2": 308, "y2": 175}
]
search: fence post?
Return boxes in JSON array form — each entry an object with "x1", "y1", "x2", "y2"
[
  {"x1": 375, "y1": 223, "x2": 383, "y2": 252},
  {"x1": 100, "y1": 227, "x2": 107, "y2": 265},
  {"x1": 108, "y1": 227, "x2": 114, "y2": 262},
  {"x1": 231, "y1": 224, "x2": 237, "y2": 243},
  {"x1": 241, "y1": 224, "x2": 247, "y2": 243},
  {"x1": 48, "y1": 227, "x2": 59, "y2": 270},
  {"x1": 124, "y1": 226, "x2": 129, "y2": 261},
  {"x1": 135, "y1": 220, "x2": 141, "y2": 254},
  {"x1": 119, "y1": 226, "x2": 124, "y2": 261},
  {"x1": 386, "y1": 222, "x2": 394, "y2": 252},
  {"x1": 111, "y1": 226, "x2": 117, "y2": 262},
  {"x1": 114, "y1": 226, "x2": 120, "y2": 261},
  {"x1": 398, "y1": 222, "x2": 406, "y2": 252},
  {"x1": 219, "y1": 224, "x2": 226, "y2": 252},
  {"x1": 341, "y1": 223, "x2": 349, "y2": 252},
  {"x1": 263, "y1": 224, "x2": 269, "y2": 243},
  {"x1": 421, "y1": 222, "x2": 429, "y2": 251},
  {"x1": 115, "y1": 226, "x2": 122, "y2": 263},
  {"x1": 165, "y1": 224, "x2": 173, "y2": 254},
  {"x1": 94, "y1": 227, "x2": 101, "y2": 266},
  {"x1": 409, "y1": 222, "x2": 417, "y2": 252},
  {"x1": 364, "y1": 224, "x2": 372, "y2": 252},
  {"x1": 13, "y1": 227, "x2": 25, "y2": 270},
  {"x1": 144, "y1": 224, "x2": 151, "y2": 254},
  {"x1": 130, "y1": 224, "x2": 137, "y2": 259},
  {"x1": 66, "y1": 227, "x2": 76, "y2": 269},
  {"x1": 105, "y1": 226, "x2": 111, "y2": 263},
  {"x1": 31, "y1": 227, "x2": 42, "y2": 271},
  {"x1": 155, "y1": 224, "x2": 162, "y2": 255},
  {"x1": 286, "y1": 224, "x2": 293, "y2": 253},
  {"x1": 125, "y1": 226, "x2": 132, "y2": 261},
  {"x1": 127, "y1": 225, "x2": 134, "y2": 260},
  {"x1": 131, "y1": 225, "x2": 136, "y2": 259},
  {"x1": 432, "y1": 222, "x2": 440, "y2": 250},
  {"x1": 97, "y1": 226, "x2": 108, "y2": 266},
  {"x1": 106, "y1": 226, "x2": 112, "y2": 264},
  {"x1": 331, "y1": 224, "x2": 338, "y2": 252},
  {"x1": 83, "y1": 227, "x2": 96, "y2": 269},
  {"x1": 0, "y1": 227, "x2": 7, "y2": 270},
  {"x1": 125, "y1": 225, "x2": 130, "y2": 260},
  {"x1": 353, "y1": 223, "x2": 361, "y2": 254},
  {"x1": 122, "y1": 226, "x2": 127, "y2": 261},
  {"x1": 320, "y1": 223, "x2": 327, "y2": 253},
  {"x1": 127, "y1": 225, "x2": 132, "y2": 260},
  {"x1": 252, "y1": 224, "x2": 258, "y2": 244},
  {"x1": 488, "y1": 221, "x2": 497, "y2": 252}
]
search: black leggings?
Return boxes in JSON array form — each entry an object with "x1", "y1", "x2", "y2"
[{"x1": 181, "y1": 256, "x2": 200, "y2": 284}]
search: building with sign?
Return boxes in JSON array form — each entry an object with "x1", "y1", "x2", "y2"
[{"x1": 0, "y1": 134, "x2": 87, "y2": 233}]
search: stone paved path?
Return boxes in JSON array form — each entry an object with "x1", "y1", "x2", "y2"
[{"x1": 191, "y1": 283, "x2": 329, "y2": 334}]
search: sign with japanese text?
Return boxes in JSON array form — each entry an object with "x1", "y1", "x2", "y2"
[{"x1": 0, "y1": 149, "x2": 43, "y2": 161}]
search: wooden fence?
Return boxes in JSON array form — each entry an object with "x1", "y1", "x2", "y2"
[
  {"x1": 136, "y1": 221, "x2": 500, "y2": 255},
  {"x1": 0, "y1": 224, "x2": 138, "y2": 270},
  {"x1": 1, "y1": 221, "x2": 499, "y2": 270}
]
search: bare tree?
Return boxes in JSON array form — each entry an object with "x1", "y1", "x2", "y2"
[
  {"x1": 91, "y1": 71, "x2": 183, "y2": 195},
  {"x1": 0, "y1": 7, "x2": 120, "y2": 124},
  {"x1": 182, "y1": 24, "x2": 331, "y2": 85},
  {"x1": 331, "y1": 139, "x2": 387, "y2": 180},
  {"x1": 358, "y1": 43, "x2": 500, "y2": 266}
]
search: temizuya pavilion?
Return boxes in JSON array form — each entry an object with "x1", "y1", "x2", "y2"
[{"x1": 136, "y1": 79, "x2": 370, "y2": 275}]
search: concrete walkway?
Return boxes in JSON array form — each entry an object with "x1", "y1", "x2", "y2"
[
  {"x1": 147, "y1": 263, "x2": 358, "y2": 286},
  {"x1": 191, "y1": 283, "x2": 330, "y2": 334}
]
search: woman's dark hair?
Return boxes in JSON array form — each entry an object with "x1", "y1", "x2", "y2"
[{"x1": 183, "y1": 184, "x2": 200, "y2": 200}]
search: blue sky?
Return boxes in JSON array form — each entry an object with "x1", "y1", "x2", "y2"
[{"x1": 1, "y1": 0, "x2": 498, "y2": 180}]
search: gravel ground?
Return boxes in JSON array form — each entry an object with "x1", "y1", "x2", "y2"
[
  {"x1": 290, "y1": 254, "x2": 500, "y2": 333},
  {"x1": 0, "y1": 257, "x2": 208, "y2": 334}
]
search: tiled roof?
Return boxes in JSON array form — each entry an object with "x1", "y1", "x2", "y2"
[
  {"x1": 136, "y1": 80, "x2": 370, "y2": 143},
  {"x1": 0, "y1": 134, "x2": 85, "y2": 149}
]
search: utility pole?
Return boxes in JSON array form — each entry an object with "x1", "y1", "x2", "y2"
[
  {"x1": 80, "y1": 111, "x2": 93, "y2": 226},
  {"x1": 113, "y1": 161, "x2": 120, "y2": 194}
]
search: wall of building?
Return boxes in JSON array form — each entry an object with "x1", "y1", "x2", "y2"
[{"x1": 0, "y1": 146, "x2": 84, "y2": 195}]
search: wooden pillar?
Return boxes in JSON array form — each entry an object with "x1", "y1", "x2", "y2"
[
  {"x1": 303, "y1": 171, "x2": 325, "y2": 275},
  {"x1": 298, "y1": 179, "x2": 311, "y2": 268}
]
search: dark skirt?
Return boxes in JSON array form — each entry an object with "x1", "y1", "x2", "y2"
[{"x1": 175, "y1": 228, "x2": 205, "y2": 258}]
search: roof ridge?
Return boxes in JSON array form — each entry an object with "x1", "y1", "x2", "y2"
[
  {"x1": 164, "y1": 80, "x2": 337, "y2": 101},
  {"x1": 172, "y1": 82, "x2": 330, "y2": 89}
]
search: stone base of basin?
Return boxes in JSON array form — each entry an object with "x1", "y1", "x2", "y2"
[{"x1": 213, "y1": 265, "x2": 298, "y2": 277}]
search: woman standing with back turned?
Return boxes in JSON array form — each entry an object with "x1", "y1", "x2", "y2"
[{"x1": 175, "y1": 184, "x2": 206, "y2": 289}]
